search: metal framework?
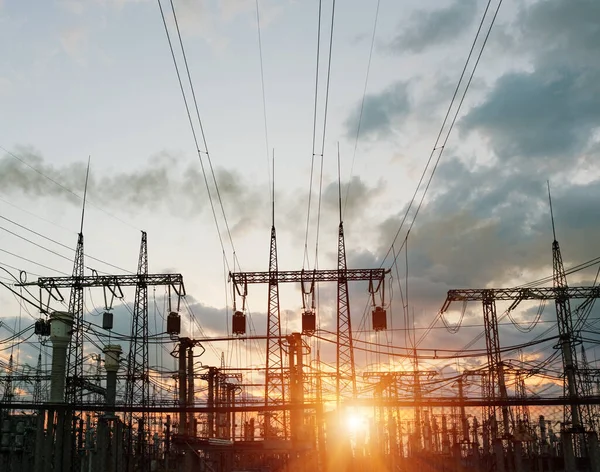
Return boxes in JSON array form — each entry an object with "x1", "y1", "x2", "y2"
[
  {"x1": 336, "y1": 221, "x2": 356, "y2": 403},
  {"x1": 230, "y1": 268, "x2": 387, "y2": 285},
  {"x1": 21, "y1": 273, "x2": 184, "y2": 310},
  {"x1": 65, "y1": 232, "x2": 85, "y2": 405},
  {"x1": 481, "y1": 296, "x2": 511, "y2": 439},
  {"x1": 442, "y1": 286, "x2": 600, "y2": 306},
  {"x1": 124, "y1": 231, "x2": 150, "y2": 461},
  {"x1": 442, "y1": 282, "x2": 600, "y2": 433},
  {"x1": 231, "y1": 261, "x2": 388, "y2": 410},
  {"x1": 264, "y1": 224, "x2": 286, "y2": 438},
  {"x1": 551, "y1": 236, "x2": 589, "y2": 430}
]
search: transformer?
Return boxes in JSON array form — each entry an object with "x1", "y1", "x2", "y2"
[
  {"x1": 372, "y1": 306, "x2": 387, "y2": 331},
  {"x1": 232, "y1": 311, "x2": 246, "y2": 335},
  {"x1": 167, "y1": 311, "x2": 181, "y2": 335},
  {"x1": 302, "y1": 311, "x2": 316, "y2": 335},
  {"x1": 102, "y1": 311, "x2": 114, "y2": 330}
]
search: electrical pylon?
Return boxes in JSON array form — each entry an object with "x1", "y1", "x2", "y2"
[
  {"x1": 336, "y1": 218, "x2": 356, "y2": 402},
  {"x1": 548, "y1": 183, "x2": 587, "y2": 430},
  {"x1": 264, "y1": 217, "x2": 286, "y2": 437},
  {"x1": 125, "y1": 231, "x2": 150, "y2": 439},
  {"x1": 65, "y1": 160, "x2": 90, "y2": 405},
  {"x1": 65, "y1": 232, "x2": 85, "y2": 405}
]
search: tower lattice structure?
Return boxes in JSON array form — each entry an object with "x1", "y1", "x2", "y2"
[
  {"x1": 336, "y1": 221, "x2": 356, "y2": 404},
  {"x1": 264, "y1": 223, "x2": 286, "y2": 438},
  {"x1": 65, "y1": 232, "x2": 85, "y2": 405},
  {"x1": 125, "y1": 231, "x2": 150, "y2": 434}
]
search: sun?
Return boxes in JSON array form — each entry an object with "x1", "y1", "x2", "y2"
[{"x1": 345, "y1": 413, "x2": 364, "y2": 434}]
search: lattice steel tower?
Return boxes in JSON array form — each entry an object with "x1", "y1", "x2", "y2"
[
  {"x1": 264, "y1": 209, "x2": 286, "y2": 438},
  {"x1": 125, "y1": 231, "x2": 150, "y2": 452},
  {"x1": 65, "y1": 184, "x2": 87, "y2": 405},
  {"x1": 125, "y1": 231, "x2": 150, "y2": 410},
  {"x1": 548, "y1": 185, "x2": 587, "y2": 430},
  {"x1": 336, "y1": 218, "x2": 356, "y2": 402}
]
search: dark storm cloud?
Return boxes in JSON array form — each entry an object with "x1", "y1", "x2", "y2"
[
  {"x1": 520, "y1": 0, "x2": 600, "y2": 67},
  {"x1": 393, "y1": 0, "x2": 600, "y2": 300},
  {"x1": 460, "y1": 68, "x2": 600, "y2": 161},
  {"x1": 379, "y1": 159, "x2": 600, "y2": 293},
  {"x1": 344, "y1": 81, "x2": 410, "y2": 140},
  {"x1": 388, "y1": 0, "x2": 478, "y2": 54},
  {"x1": 460, "y1": 0, "x2": 600, "y2": 162}
]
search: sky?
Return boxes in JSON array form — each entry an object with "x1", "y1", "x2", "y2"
[{"x1": 0, "y1": 0, "x2": 599, "y2": 400}]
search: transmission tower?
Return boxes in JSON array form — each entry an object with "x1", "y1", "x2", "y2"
[
  {"x1": 481, "y1": 293, "x2": 511, "y2": 438},
  {"x1": 336, "y1": 219, "x2": 356, "y2": 403},
  {"x1": 65, "y1": 231, "x2": 85, "y2": 404},
  {"x1": 264, "y1": 219, "x2": 286, "y2": 438},
  {"x1": 125, "y1": 231, "x2": 150, "y2": 438},
  {"x1": 65, "y1": 161, "x2": 90, "y2": 405},
  {"x1": 548, "y1": 184, "x2": 588, "y2": 430}
]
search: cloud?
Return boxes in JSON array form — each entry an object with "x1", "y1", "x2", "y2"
[
  {"x1": 460, "y1": 68, "x2": 600, "y2": 161},
  {"x1": 0, "y1": 147, "x2": 266, "y2": 230},
  {"x1": 0, "y1": 147, "x2": 387, "y2": 245},
  {"x1": 377, "y1": 155, "x2": 600, "y2": 306},
  {"x1": 370, "y1": 154, "x2": 600, "y2": 383},
  {"x1": 370, "y1": 0, "x2": 600, "y2": 381},
  {"x1": 459, "y1": 0, "x2": 600, "y2": 163},
  {"x1": 388, "y1": 0, "x2": 478, "y2": 54},
  {"x1": 519, "y1": 0, "x2": 600, "y2": 68},
  {"x1": 344, "y1": 81, "x2": 410, "y2": 140}
]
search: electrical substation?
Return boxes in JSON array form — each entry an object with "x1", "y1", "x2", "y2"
[
  {"x1": 1, "y1": 0, "x2": 598, "y2": 471},
  {"x1": 1, "y1": 204, "x2": 600, "y2": 472}
]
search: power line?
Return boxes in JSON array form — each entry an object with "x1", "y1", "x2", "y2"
[
  {"x1": 168, "y1": 0, "x2": 242, "y2": 271},
  {"x1": 0, "y1": 223, "x2": 78, "y2": 264},
  {"x1": 313, "y1": 0, "x2": 337, "y2": 268},
  {"x1": 157, "y1": 0, "x2": 241, "y2": 273},
  {"x1": 0, "y1": 145, "x2": 139, "y2": 232},
  {"x1": 255, "y1": 0, "x2": 272, "y2": 198},
  {"x1": 156, "y1": 0, "x2": 229, "y2": 269},
  {"x1": 343, "y1": 0, "x2": 381, "y2": 219},
  {"x1": 0, "y1": 261, "x2": 43, "y2": 279},
  {"x1": 303, "y1": 0, "x2": 325, "y2": 270},
  {"x1": 380, "y1": 0, "x2": 502, "y2": 270},
  {"x1": 0, "y1": 248, "x2": 69, "y2": 275},
  {"x1": 0, "y1": 196, "x2": 73, "y2": 234},
  {"x1": 304, "y1": 0, "x2": 337, "y2": 270},
  {"x1": 0, "y1": 214, "x2": 132, "y2": 273},
  {"x1": 381, "y1": 1, "x2": 505, "y2": 352}
]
